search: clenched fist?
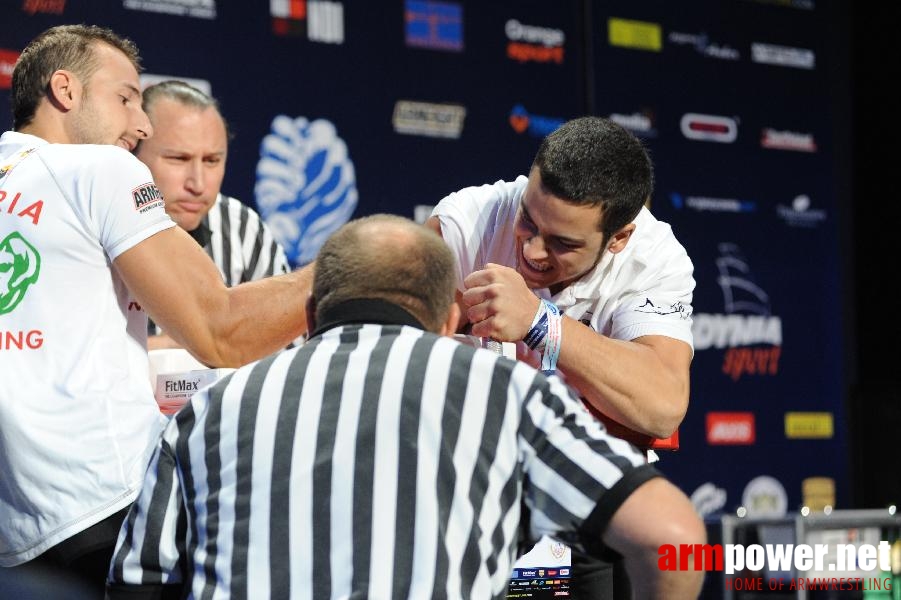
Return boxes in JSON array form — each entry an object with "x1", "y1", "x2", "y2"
[{"x1": 462, "y1": 263, "x2": 541, "y2": 342}]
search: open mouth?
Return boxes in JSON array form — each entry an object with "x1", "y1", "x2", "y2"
[{"x1": 521, "y1": 253, "x2": 552, "y2": 273}]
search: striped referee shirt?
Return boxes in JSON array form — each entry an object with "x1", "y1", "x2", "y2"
[
  {"x1": 149, "y1": 193, "x2": 290, "y2": 335},
  {"x1": 110, "y1": 299, "x2": 659, "y2": 600}
]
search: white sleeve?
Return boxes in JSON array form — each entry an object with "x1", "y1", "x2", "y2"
[
  {"x1": 430, "y1": 177, "x2": 524, "y2": 290},
  {"x1": 610, "y1": 269, "x2": 695, "y2": 348},
  {"x1": 61, "y1": 147, "x2": 175, "y2": 260}
]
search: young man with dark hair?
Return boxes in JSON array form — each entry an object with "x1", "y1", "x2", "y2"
[{"x1": 426, "y1": 116, "x2": 696, "y2": 597}]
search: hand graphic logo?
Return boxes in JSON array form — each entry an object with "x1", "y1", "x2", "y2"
[{"x1": 255, "y1": 115, "x2": 358, "y2": 267}]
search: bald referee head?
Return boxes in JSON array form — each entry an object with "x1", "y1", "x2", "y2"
[{"x1": 309, "y1": 213, "x2": 462, "y2": 335}]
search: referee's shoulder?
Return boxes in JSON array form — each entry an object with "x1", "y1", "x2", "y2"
[
  {"x1": 219, "y1": 193, "x2": 258, "y2": 216},
  {"x1": 430, "y1": 333, "x2": 524, "y2": 374}
]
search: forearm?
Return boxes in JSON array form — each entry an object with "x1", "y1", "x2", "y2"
[
  {"x1": 457, "y1": 263, "x2": 690, "y2": 437},
  {"x1": 117, "y1": 228, "x2": 314, "y2": 368},
  {"x1": 143, "y1": 272, "x2": 309, "y2": 368},
  {"x1": 206, "y1": 265, "x2": 313, "y2": 366},
  {"x1": 151, "y1": 268, "x2": 313, "y2": 365},
  {"x1": 556, "y1": 317, "x2": 689, "y2": 438}
]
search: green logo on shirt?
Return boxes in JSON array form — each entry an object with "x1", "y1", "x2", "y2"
[{"x1": 0, "y1": 232, "x2": 41, "y2": 314}]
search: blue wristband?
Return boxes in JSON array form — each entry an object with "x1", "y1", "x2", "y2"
[
  {"x1": 523, "y1": 309, "x2": 549, "y2": 350},
  {"x1": 539, "y1": 301, "x2": 562, "y2": 375}
]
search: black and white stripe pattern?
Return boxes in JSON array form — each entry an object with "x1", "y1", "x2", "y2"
[
  {"x1": 110, "y1": 324, "x2": 654, "y2": 599},
  {"x1": 205, "y1": 194, "x2": 290, "y2": 287}
]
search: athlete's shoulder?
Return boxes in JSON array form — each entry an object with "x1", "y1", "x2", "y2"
[
  {"x1": 39, "y1": 143, "x2": 150, "y2": 178},
  {"x1": 628, "y1": 207, "x2": 693, "y2": 276},
  {"x1": 43, "y1": 142, "x2": 141, "y2": 164}
]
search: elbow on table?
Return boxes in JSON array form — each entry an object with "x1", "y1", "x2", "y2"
[{"x1": 648, "y1": 395, "x2": 689, "y2": 439}]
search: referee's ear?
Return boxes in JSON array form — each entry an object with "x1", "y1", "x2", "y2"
[
  {"x1": 305, "y1": 295, "x2": 317, "y2": 334},
  {"x1": 439, "y1": 303, "x2": 461, "y2": 337}
]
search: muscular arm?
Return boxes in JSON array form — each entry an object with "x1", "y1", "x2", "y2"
[
  {"x1": 557, "y1": 322, "x2": 691, "y2": 438},
  {"x1": 115, "y1": 226, "x2": 314, "y2": 367},
  {"x1": 460, "y1": 262, "x2": 690, "y2": 439},
  {"x1": 426, "y1": 216, "x2": 689, "y2": 437}
]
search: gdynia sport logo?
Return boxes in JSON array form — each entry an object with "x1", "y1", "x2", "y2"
[{"x1": 659, "y1": 542, "x2": 895, "y2": 592}]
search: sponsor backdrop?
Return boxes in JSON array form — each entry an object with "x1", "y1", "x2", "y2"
[{"x1": 2, "y1": 0, "x2": 853, "y2": 563}]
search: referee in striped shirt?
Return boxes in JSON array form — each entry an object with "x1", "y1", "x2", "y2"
[
  {"x1": 136, "y1": 81, "x2": 291, "y2": 349},
  {"x1": 106, "y1": 214, "x2": 705, "y2": 599}
]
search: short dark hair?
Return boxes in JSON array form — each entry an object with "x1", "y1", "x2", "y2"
[
  {"x1": 139, "y1": 80, "x2": 233, "y2": 149},
  {"x1": 313, "y1": 214, "x2": 456, "y2": 332},
  {"x1": 532, "y1": 116, "x2": 654, "y2": 242},
  {"x1": 142, "y1": 80, "x2": 220, "y2": 113},
  {"x1": 11, "y1": 24, "x2": 142, "y2": 130}
]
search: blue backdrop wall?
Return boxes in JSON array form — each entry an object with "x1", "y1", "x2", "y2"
[{"x1": 0, "y1": 0, "x2": 854, "y2": 523}]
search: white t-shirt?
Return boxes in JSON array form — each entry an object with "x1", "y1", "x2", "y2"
[
  {"x1": 0, "y1": 131, "x2": 175, "y2": 565},
  {"x1": 431, "y1": 175, "x2": 696, "y2": 348}
]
